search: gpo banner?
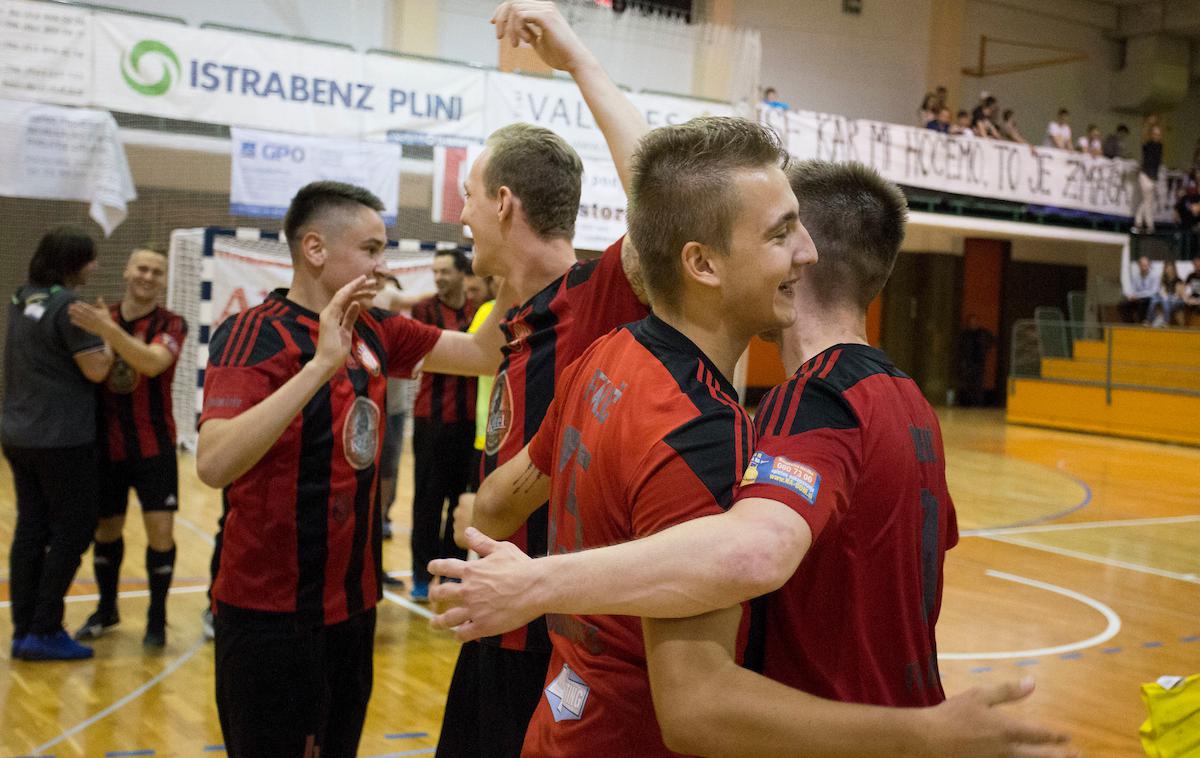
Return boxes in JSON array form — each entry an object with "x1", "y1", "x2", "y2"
[
  {"x1": 92, "y1": 13, "x2": 486, "y2": 142},
  {"x1": 760, "y1": 107, "x2": 1164, "y2": 219},
  {"x1": 230, "y1": 127, "x2": 401, "y2": 223}
]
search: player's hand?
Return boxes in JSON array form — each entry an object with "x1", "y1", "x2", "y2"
[
  {"x1": 492, "y1": 1, "x2": 596, "y2": 74},
  {"x1": 453, "y1": 493, "x2": 475, "y2": 550},
  {"x1": 918, "y1": 678, "x2": 1077, "y2": 758},
  {"x1": 314, "y1": 276, "x2": 374, "y2": 376},
  {"x1": 428, "y1": 527, "x2": 539, "y2": 640},
  {"x1": 68, "y1": 297, "x2": 117, "y2": 339}
]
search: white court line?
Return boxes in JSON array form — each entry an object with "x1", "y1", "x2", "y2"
[
  {"x1": 176, "y1": 513, "x2": 216, "y2": 546},
  {"x1": 0, "y1": 583, "x2": 208, "y2": 609},
  {"x1": 384, "y1": 589, "x2": 435, "y2": 620},
  {"x1": 938, "y1": 570, "x2": 1121, "y2": 661},
  {"x1": 963, "y1": 513, "x2": 1200, "y2": 538},
  {"x1": 31, "y1": 636, "x2": 208, "y2": 755},
  {"x1": 983, "y1": 535, "x2": 1200, "y2": 584}
]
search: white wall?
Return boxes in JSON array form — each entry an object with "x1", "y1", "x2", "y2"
[
  {"x1": 90, "y1": 0, "x2": 389, "y2": 51},
  {"x1": 731, "y1": 0, "x2": 933, "y2": 124}
]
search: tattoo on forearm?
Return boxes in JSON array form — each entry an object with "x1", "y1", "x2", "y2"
[{"x1": 512, "y1": 463, "x2": 545, "y2": 495}]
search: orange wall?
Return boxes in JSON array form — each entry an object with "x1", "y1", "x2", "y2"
[{"x1": 960, "y1": 239, "x2": 1005, "y2": 390}]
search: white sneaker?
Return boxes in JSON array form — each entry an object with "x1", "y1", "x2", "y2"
[{"x1": 200, "y1": 607, "x2": 214, "y2": 641}]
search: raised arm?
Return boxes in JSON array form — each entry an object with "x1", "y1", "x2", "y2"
[
  {"x1": 196, "y1": 276, "x2": 373, "y2": 488},
  {"x1": 429, "y1": 496, "x2": 809, "y2": 640},
  {"x1": 418, "y1": 279, "x2": 514, "y2": 377},
  {"x1": 69, "y1": 298, "x2": 176, "y2": 377},
  {"x1": 643, "y1": 609, "x2": 1075, "y2": 758}
]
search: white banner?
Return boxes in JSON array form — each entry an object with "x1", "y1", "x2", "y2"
[
  {"x1": 0, "y1": 0, "x2": 92, "y2": 106},
  {"x1": 760, "y1": 107, "x2": 1161, "y2": 219},
  {"x1": 0, "y1": 98, "x2": 136, "y2": 235},
  {"x1": 230, "y1": 127, "x2": 401, "y2": 223},
  {"x1": 92, "y1": 13, "x2": 485, "y2": 141},
  {"x1": 211, "y1": 244, "x2": 435, "y2": 326},
  {"x1": 485, "y1": 72, "x2": 734, "y2": 250}
]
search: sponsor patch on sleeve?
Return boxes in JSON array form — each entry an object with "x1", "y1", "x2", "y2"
[{"x1": 740, "y1": 451, "x2": 821, "y2": 505}]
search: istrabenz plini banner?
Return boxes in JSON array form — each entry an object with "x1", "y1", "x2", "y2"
[{"x1": 92, "y1": 12, "x2": 485, "y2": 143}]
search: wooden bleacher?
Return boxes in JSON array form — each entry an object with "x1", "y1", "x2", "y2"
[{"x1": 1007, "y1": 325, "x2": 1200, "y2": 446}]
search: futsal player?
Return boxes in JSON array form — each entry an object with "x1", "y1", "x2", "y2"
[
  {"x1": 432, "y1": 8, "x2": 652, "y2": 755},
  {"x1": 409, "y1": 249, "x2": 478, "y2": 601},
  {"x1": 68, "y1": 247, "x2": 187, "y2": 649},
  {"x1": 429, "y1": 161, "x2": 1076, "y2": 756},
  {"x1": 195, "y1": 180, "x2": 509, "y2": 756}
]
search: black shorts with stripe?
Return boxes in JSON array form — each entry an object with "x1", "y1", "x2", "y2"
[{"x1": 100, "y1": 453, "x2": 179, "y2": 518}]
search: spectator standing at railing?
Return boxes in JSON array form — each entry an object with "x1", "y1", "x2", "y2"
[
  {"x1": 1185, "y1": 255, "x2": 1200, "y2": 310},
  {"x1": 971, "y1": 94, "x2": 1002, "y2": 139},
  {"x1": 1044, "y1": 108, "x2": 1073, "y2": 150},
  {"x1": 1077, "y1": 125, "x2": 1103, "y2": 157},
  {"x1": 1102, "y1": 124, "x2": 1130, "y2": 159},
  {"x1": 1135, "y1": 125, "x2": 1164, "y2": 234},
  {"x1": 762, "y1": 86, "x2": 788, "y2": 111},
  {"x1": 1000, "y1": 109, "x2": 1030, "y2": 144},
  {"x1": 918, "y1": 92, "x2": 940, "y2": 127},
  {"x1": 926, "y1": 106, "x2": 952, "y2": 134},
  {"x1": 1145, "y1": 260, "x2": 1185, "y2": 327},
  {"x1": 953, "y1": 110, "x2": 973, "y2": 137},
  {"x1": 1121, "y1": 255, "x2": 1159, "y2": 323}
]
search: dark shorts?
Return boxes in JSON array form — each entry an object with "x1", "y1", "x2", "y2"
[
  {"x1": 215, "y1": 603, "x2": 376, "y2": 758},
  {"x1": 100, "y1": 453, "x2": 179, "y2": 518},
  {"x1": 437, "y1": 641, "x2": 551, "y2": 758}
]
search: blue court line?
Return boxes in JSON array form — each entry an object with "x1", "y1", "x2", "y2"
[
  {"x1": 105, "y1": 751, "x2": 154, "y2": 757},
  {"x1": 1182, "y1": 635, "x2": 1199, "y2": 643},
  {"x1": 1016, "y1": 659, "x2": 1039, "y2": 667},
  {"x1": 386, "y1": 732, "x2": 429, "y2": 739},
  {"x1": 1143, "y1": 641, "x2": 1163, "y2": 648},
  {"x1": 1101, "y1": 647, "x2": 1122, "y2": 654},
  {"x1": 970, "y1": 666, "x2": 992, "y2": 674},
  {"x1": 202, "y1": 747, "x2": 225, "y2": 753},
  {"x1": 981, "y1": 464, "x2": 1093, "y2": 531},
  {"x1": 1059, "y1": 652, "x2": 1083, "y2": 660}
]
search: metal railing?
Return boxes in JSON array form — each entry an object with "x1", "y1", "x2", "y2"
[{"x1": 1009, "y1": 318, "x2": 1200, "y2": 403}]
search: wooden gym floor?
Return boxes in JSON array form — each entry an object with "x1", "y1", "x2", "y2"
[{"x1": 1, "y1": 408, "x2": 1197, "y2": 756}]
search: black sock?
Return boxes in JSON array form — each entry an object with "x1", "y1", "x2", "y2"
[
  {"x1": 146, "y1": 545, "x2": 175, "y2": 630},
  {"x1": 93, "y1": 538, "x2": 124, "y2": 617}
]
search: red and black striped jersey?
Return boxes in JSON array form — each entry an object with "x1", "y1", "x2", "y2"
[
  {"x1": 738, "y1": 343, "x2": 959, "y2": 707},
  {"x1": 482, "y1": 236, "x2": 649, "y2": 653},
  {"x1": 523, "y1": 314, "x2": 754, "y2": 757},
  {"x1": 411, "y1": 295, "x2": 477, "y2": 423},
  {"x1": 100, "y1": 304, "x2": 187, "y2": 463},
  {"x1": 200, "y1": 290, "x2": 441, "y2": 626}
]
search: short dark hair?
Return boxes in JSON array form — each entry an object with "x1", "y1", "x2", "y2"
[
  {"x1": 436, "y1": 248, "x2": 472, "y2": 275},
  {"x1": 1002, "y1": 109, "x2": 1015, "y2": 120},
  {"x1": 956, "y1": 109, "x2": 969, "y2": 118},
  {"x1": 28, "y1": 227, "x2": 95, "y2": 287},
  {"x1": 283, "y1": 181, "x2": 385, "y2": 255},
  {"x1": 1117, "y1": 124, "x2": 1130, "y2": 134},
  {"x1": 983, "y1": 96, "x2": 997, "y2": 106},
  {"x1": 484, "y1": 123, "x2": 582, "y2": 241},
  {"x1": 1058, "y1": 107, "x2": 1070, "y2": 116},
  {"x1": 788, "y1": 160, "x2": 908, "y2": 310},
  {"x1": 629, "y1": 117, "x2": 788, "y2": 311}
]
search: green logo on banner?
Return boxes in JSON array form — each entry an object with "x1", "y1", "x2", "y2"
[{"x1": 121, "y1": 39, "x2": 181, "y2": 96}]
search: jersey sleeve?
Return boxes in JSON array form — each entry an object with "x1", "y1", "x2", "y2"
[
  {"x1": 737, "y1": 379, "x2": 862, "y2": 542},
  {"x1": 53, "y1": 294, "x2": 105, "y2": 356},
  {"x1": 627, "y1": 408, "x2": 747, "y2": 537},
  {"x1": 152, "y1": 313, "x2": 188, "y2": 360},
  {"x1": 376, "y1": 311, "x2": 441, "y2": 379},
  {"x1": 198, "y1": 311, "x2": 288, "y2": 425},
  {"x1": 564, "y1": 237, "x2": 649, "y2": 351}
]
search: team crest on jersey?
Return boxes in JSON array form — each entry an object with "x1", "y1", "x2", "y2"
[
  {"x1": 105, "y1": 356, "x2": 140, "y2": 394},
  {"x1": 544, "y1": 664, "x2": 590, "y2": 722},
  {"x1": 342, "y1": 396, "x2": 381, "y2": 470},
  {"x1": 353, "y1": 341, "x2": 381, "y2": 376},
  {"x1": 484, "y1": 371, "x2": 513, "y2": 456},
  {"x1": 505, "y1": 320, "x2": 533, "y2": 353},
  {"x1": 741, "y1": 451, "x2": 821, "y2": 504}
]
